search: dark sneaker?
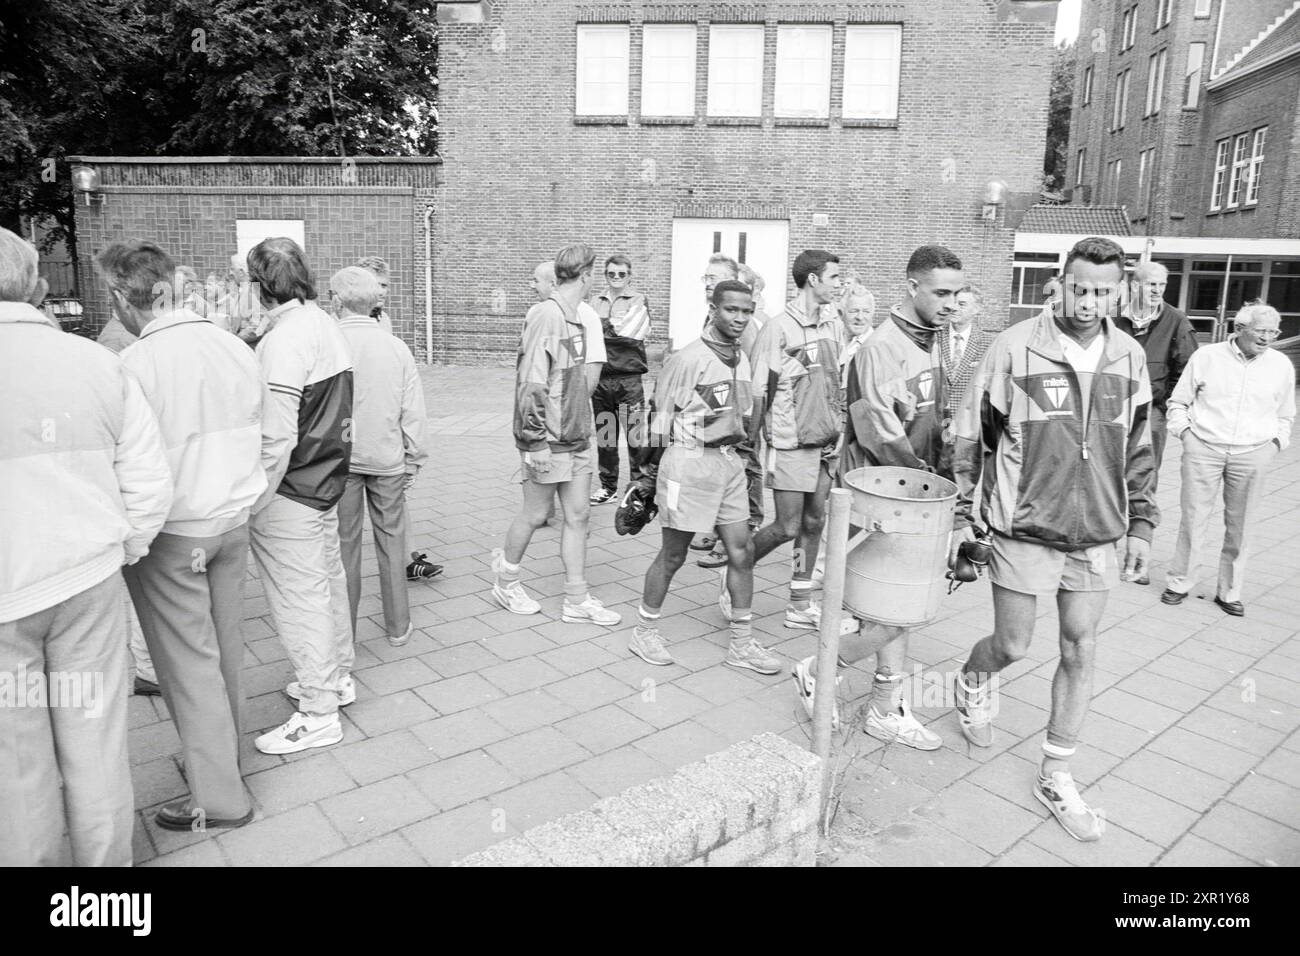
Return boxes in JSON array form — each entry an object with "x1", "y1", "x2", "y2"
[
  {"x1": 156, "y1": 800, "x2": 255, "y2": 832},
  {"x1": 407, "y1": 552, "x2": 444, "y2": 581},
  {"x1": 1214, "y1": 595, "x2": 1245, "y2": 616},
  {"x1": 1160, "y1": 589, "x2": 1185, "y2": 606}
]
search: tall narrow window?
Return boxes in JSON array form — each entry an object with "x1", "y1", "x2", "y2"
[
  {"x1": 1184, "y1": 43, "x2": 1205, "y2": 108},
  {"x1": 1145, "y1": 49, "x2": 1166, "y2": 116},
  {"x1": 1112, "y1": 70, "x2": 1130, "y2": 130},
  {"x1": 1246, "y1": 127, "x2": 1267, "y2": 205},
  {"x1": 1194, "y1": 0, "x2": 1211, "y2": 16},
  {"x1": 1210, "y1": 139, "x2": 1229, "y2": 211},
  {"x1": 1138, "y1": 148, "x2": 1155, "y2": 211},
  {"x1": 1122, "y1": 8, "x2": 1136, "y2": 50},
  {"x1": 1227, "y1": 132, "x2": 1249, "y2": 208},
  {"x1": 575, "y1": 25, "x2": 629, "y2": 115},
  {"x1": 1076, "y1": 148, "x2": 1087, "y2": 187},
  {"x1": 707, "y1": 24, "x2": 764, "y2": 117},
  {"x1": 1109, "y1": 158, "x2": 1124, "y2": 204},
  {"x1": 775, "y1": 25, "x2": 832, "y2": 118},
  {"x1": 1081, "y1": 65, "x2": 1094, "y2": 106},
  {"x1": 843, "y1": 24, "x2": 903, "y2": 120},
  {"x1": 1155, "y1": 0, "x2": 1174, "y2": 29},
  {"x1": 642, "y1": 24, "x2": 697, "y2": 117}
]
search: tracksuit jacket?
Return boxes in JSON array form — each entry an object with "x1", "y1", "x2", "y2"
[
  {"x1": 514, "y1": 294, "x2": 593, "y2": 453},
  {"x1": 1114, "y1": 303, "x2": 1198, "y2": 413},
  {"x1": 592, "y1": 289, "x2": 651, "y2": 376},
  {"x1": 0, "y1": 302, "x2": 173, "y2": 622},
  {"x1": 952, "y1": 307, "x2": 1159, "y2": 550},
  {"x1": 649, "y1": 332, "x2": 753, "y2": 452},
  {"x1": 751, "y1": 298, "x2": 845, "y2": 450}
]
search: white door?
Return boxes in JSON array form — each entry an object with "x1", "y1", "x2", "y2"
[{"x1": 668, "y1": 218, "x2": 790, "y2": 350}]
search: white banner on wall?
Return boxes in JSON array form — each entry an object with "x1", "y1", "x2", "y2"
[{"x1": 235, "y1": 219, "x2": 306, "y2": 261}]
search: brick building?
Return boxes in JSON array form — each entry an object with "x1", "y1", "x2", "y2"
[
  {"x1": 433, "y1": 0, "x2": 1060, "y2": 363},
  {"x1": 1064, "y1": 0, "x2": 1300, "y2": 336},
  {"x1": 68, "y1": 156, "x2": 441, "y2": 357}
]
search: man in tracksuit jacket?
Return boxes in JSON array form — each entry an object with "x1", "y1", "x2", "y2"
[
  {"x1": 951, "y1": 236, "x2": 1159, "y2": 843},
  {"x1": 103, "y1": 240, "x2": 266, "y2": 832},
  {"x1": 0, "y1": 228, "x2": 173, "y2": 866},
  {"x1": 490, "y1": 243, "x2": 620, "y2": 627},
  {"x1": 794, "y1": 245, "x2": 966, "y2": 747},
  {"x1": 332, "y1": 266, "x2": 428, "y2": 648},
  {"x1": 245, "y1": 238, "x2": 356, "y2": 755},
  {"x1": 589, "y1": 254, "x2": 651, "y2": 504},
  {"x1": 627, "y1": 279, "x2": 781, "y2": 675}
]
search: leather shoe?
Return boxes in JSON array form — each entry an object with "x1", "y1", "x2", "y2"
[
  {"x1": 1160, "y1": 589, "x2": 1185, "y2": 605},
  {"x1": 1214, "y1": 595, "x2": 1245, "y2": 617},
  {"x1": 156, "y1": 799, "x2": 255, "y2": 832}
]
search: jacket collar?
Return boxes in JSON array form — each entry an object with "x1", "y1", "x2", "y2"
[
  {"x1": 888, "y1": 305, "x2": 939, "y2": 352},
  {"x1": 139, "y1": 307, "x2": 212, "y2": 339},
  {"x1": 701, "y1": 326, "x2": 741, "y2": 368},
  {"x1": 785, "y1": 296, "x2": 828, "y2": 330},
  {"x1": 596, "y1": 287, "x2": 637, "y2": 303},
  {"x1": 1028, "y1": 306, "x2": 1128, "y2": 365},
  {"x1": 339, "y1": 312, "x2": 382, "y2": 329},
  {"x1": 0, "y1": 301, "x2": 60, "y2": 329}
]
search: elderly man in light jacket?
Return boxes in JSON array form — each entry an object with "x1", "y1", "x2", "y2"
[
  {"x1": 103, "y1": 239, "x2": 267, "y2": 833},
  {"x1": 331, "y1": 266, "x2": 427, "y2": 647},
  {"x1": 0, "y1": 227, "x2": 173, "y2": 866}
]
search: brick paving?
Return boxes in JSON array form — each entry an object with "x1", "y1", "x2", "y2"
[{"x1": 132, "y1": 366, "x2": 1300, "y2": 866}]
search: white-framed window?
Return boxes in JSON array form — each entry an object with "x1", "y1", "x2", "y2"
[
  {"x1": 1210, "y1": 138, "x2": 1229, "y2": 211},
  {"x1": 575, "y1": 24, "x2": 629, "y2": 115},
  {"x1": 707, "y1": 24, "x2": 765, "y2": 117},
  {"x1": 1227, "y1": 132, "x2": 1249, "y2": 208},
  {"x1": 1184, "y1": 42, "x2": 1205, "y2": 108},
  {"x1": 843, "y1": 24, "x2": 902, "y2": 120},
  {"x1": 1121, "y1": 7, "x2": 1136, "y2": 50},
  {"x1": 1145, "y1": 49, "x2": 1166, "y2": 116},
  {"x1": 1155, "y1": 0, "x2": 1174, "y2": 29},
  {"x1": 1137, "y1": 147, "x2": 1155, "y2": 210},
  {"x1": 1108, "y1": 158, "x2": 1123, "y2": 203},
  {"x1": 641, "y1": 24, "x2": 697, "y2": 117},
  {"x1": 1194, "y1": 0, "x2": 1212, "y2": 17},
  {"x1": 774, "y1": 24, "x2": 832, "y2": 118},
  {"x1": 1081, "y1": 65, "x2": 1094, "y2": 106},
  {"x1": 1075, "y1": 148, "x2": 1087, "y2": 187},
  {"x1": 1246, "y1": 127, "x2": 1267, "y2": 205},
  {"x1": 1112, "y1": 70, "x2": 1130, "y2": 129}
]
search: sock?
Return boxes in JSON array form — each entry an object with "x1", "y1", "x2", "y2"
[
  {"x1": 729, "y1": 611, "x2": 753, "y2": 645},
  {"x1": 563, "y1": 579, "x2": 589, "y2": 605},
  {"x1": 789, "y1": 580, "x2": 813, "y2": 611},
  {"x1": 1041, "y1": 739, "x2": 1075, "y2": 778},
  {"x1": 638, "y1": 605, "x2": 661, "y2": 630},
  {"x1": 498, "y1": 556, "x2": 521, "y2": 586},
  {"x1": 870, "y1": 669, "x2": 903, "y2": 714}
]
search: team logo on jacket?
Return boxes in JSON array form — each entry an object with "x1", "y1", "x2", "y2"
[
  {"x1": 786, "y1": 344, "x2": 821, "y2": 371},
  {"x1": 697, "y1": 381, "x2": 733, "y2": 411},
  {"x1": 914, "y1": 369, "x2": 935, "y2": 407},
  {"x1": 1028, "y1": 374, "x2": 1075, "y2": 416},
  {"x1": 560, "y1": 333, "x2": 585, "y2": 364}
]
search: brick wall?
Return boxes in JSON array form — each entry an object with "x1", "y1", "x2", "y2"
[
  {"x1": 453, "y1": 733, "x2": 822, "y2": 866},
  {"x1": 434, "y1": 0, "x2": 1055, "y2": 366},
  {"x1": 69, "y1": 158, "x2": 439, "y2": 359}
]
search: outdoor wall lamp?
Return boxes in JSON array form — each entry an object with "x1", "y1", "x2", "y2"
[
  {"x1": 71, "y1": 165, "x2": 105, "y2": 206},
  {"x1": 981, "y1": 178, "x2": 1007, "y2": 220}
]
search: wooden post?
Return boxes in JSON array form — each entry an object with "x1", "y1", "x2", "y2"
[{"x1": 812, "y1": 487, "x2": 852, "y2": 822}]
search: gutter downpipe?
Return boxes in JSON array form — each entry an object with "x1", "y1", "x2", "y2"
[{"x1": 423, "y1": 202, "x2": 435, "y2": 365}]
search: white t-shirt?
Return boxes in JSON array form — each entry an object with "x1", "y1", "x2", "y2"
[
  {"x1": 577, "y1": 301, "x2": 606, "y2": 365},
  {"x1": 1060, "y1": 331, "x2": 1104, "y2": 375}
]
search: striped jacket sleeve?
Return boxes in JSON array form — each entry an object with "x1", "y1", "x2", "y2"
[
  {"x1": 254, "y1": 330, "x2": 308, "y2": 508},
  {"x1": 951, "y1": 339, "x2": 1007, "y2": 532},
  {"x1": 514, "y1": 309, "x2": 557, "y2": 452}
]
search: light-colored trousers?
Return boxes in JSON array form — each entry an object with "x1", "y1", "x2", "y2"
[
  {"x1": 1166, "y1": 433, "x2": 1277, "y2": 603},
  {"x1": 0, "y1": 573, "x2": 132, "y2": 866},
  {"x1": 123, "y1": 526, "x2": 250, "y2": 819},
  {"x1": 249, "y1": 495, "x2": 354, "y2": 715},
  {"x1": 338, "y1": 473, "x2": 410, "y2": 639},
  {"x1": 126, "y1": 590, "x2": 154, "y2": 683}
]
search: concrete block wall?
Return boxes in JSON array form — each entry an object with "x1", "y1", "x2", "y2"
[{"x1": 454, "y1": 732, "x2": 822, "y2": 866}]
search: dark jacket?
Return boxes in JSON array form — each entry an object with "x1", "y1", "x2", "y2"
[{"x1": 1114, "y1": 303, "x2": 1198, "y2": 412}]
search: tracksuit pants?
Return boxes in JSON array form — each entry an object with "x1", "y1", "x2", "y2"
[
  {"x1": 338, "y1": 473, "x2": 411, "y2": 640},
  {"x1": 249, "y1": 495, "x2": 354, "y2": 716},
  {"x1": 1166, "y1": 435, "x2": 1276, "y2": 604},
  {"x1": 592, "y1": 373, "x2": 648, "y2": 493},
  {"x1": 0, "y1": 573, "x2": 132, "y2": 866},
  {"x1": 123, "y1": 526, "x2": 250, "y2": 820}
]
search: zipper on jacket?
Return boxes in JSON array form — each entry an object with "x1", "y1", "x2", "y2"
[{"x1": 1081, "y1": 440, "x2": 1089, "y2": 460}]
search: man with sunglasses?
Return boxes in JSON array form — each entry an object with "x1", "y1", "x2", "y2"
[
  {"x1": 590, "y1": 255, "x2": 651, "y2": 505},
  {"x1": 1162, "y1": 303, "x2": 1293, "y2": 616}
]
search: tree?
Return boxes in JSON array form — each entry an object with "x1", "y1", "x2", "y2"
[
  {"x1": 1043, "y1": 41, "x2": 1076, "y2": 195},
  {"x1": 0, "y1": 0, "x2": 439, "y2": 251}
]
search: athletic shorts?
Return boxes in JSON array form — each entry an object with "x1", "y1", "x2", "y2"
[
  {"x1": 765, "y1": 445, "x2": 833, "y2": 493},
  {"x1": 988, "y1": 533, "x2": 1120, "y2": 596},
  {"x1": 658, "y1": 445, "x2": 749, "y2": 533},
  {"x1": 520, "y1": 443, "x2": 594, "y2": 485}
]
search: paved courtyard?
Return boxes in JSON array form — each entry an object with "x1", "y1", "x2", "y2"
[{"x1": 130, "y1": 366, "x2": 1300, "y2": 867}]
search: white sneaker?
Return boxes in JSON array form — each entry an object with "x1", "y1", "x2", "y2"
[
  {"x1": 725, "y1": 637, "x2": 783, "y2": 675},
  {"x1": 1035, "y1": 769, "x2": 1105, "y2": 842},
  {"x1": 629, "y1": 625, "x2": 674, "y2": 666},
  {"x1": 562, "y1": 595, "x2": 621, "y2": 626},
  {"x1": 255, "y1": 712, "x2": 343, "y2": 755},
  {"x1": 285, "y1": 675, "x2": 356, "y2": 707},
  {"x1": 490, "y1": 549, "x2": 541, "y2": 615},
  {"x1": 718, "y1": 566, "x2": 732, "y2": 619},
  {"x1": 791, "y1": 655, "x2": 840, "y2": 730},
  {"x1": 388, "y1": 623, "x2": 414, "y2": 648},
  {"x1": 866, "y1": 698, "x2": 942, "y2": 751},
  {"x1": 955, "y1": 671, "x2": 995, "y2": 747},
  {"x1": 785, "y1": 602, "x2": 858, "y2": 636}
]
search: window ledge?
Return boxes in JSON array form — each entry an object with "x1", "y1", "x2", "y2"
[
  {"x1": 774, "y1": 117, "x2": 830, "y2": 128},
  {"x1": 573, "y1": 115, "x2": 628, "y2": 126},
  {"x1": 639, "y1": 115, "x2": 695, "y2": 125},
  {"x1": 705, "y1": 116, "x2": 763, "y2": 126},
  {"x1": 842, "y1": 117, "x2": 898, "y2": 128}
]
